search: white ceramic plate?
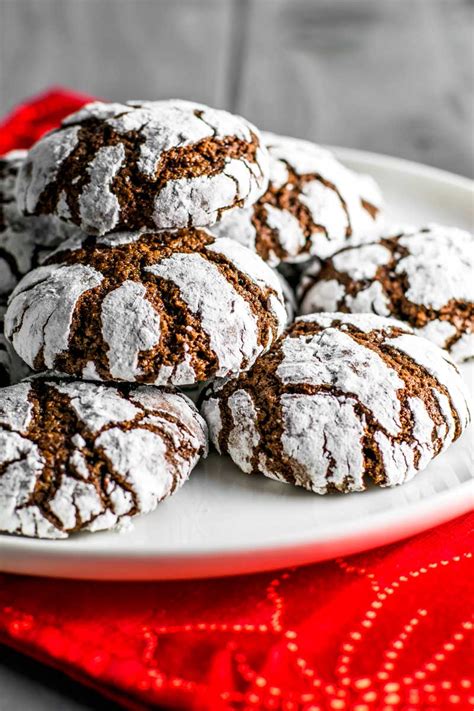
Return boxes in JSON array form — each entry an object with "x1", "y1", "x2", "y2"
[{"x1": 1, "y1": 149, "x2": 473, "y2": 580}]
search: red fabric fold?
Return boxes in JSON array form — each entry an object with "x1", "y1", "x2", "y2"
[
  {"x1": 0, "y1": 90, "x2": 473, "y2": 711},
  {"x1": 0, "y1": 87, "x2": 95, "y2": 154}
]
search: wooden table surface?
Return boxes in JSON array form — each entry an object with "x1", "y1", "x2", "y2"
[{"x1": 0, "y1": 0, "x2": 473, "y2": 708}]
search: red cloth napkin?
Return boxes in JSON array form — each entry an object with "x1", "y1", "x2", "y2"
[
  {"x1": 0, "y1": 91, "x2": 473, "y2": 711},
  {"x1": 0, "y1": 88, "x2": 95, "y2": 154}
]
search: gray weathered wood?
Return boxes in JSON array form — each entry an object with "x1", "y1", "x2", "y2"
[
  {"x1": 237, "y1": 0, "x2": 474, "y2": 176},
  {"x1": 0, "y1": 0, "x2": 234, "y2": 114},
  {"x1": 0, "y1": 645, "x2": 120, "y2": 711}
]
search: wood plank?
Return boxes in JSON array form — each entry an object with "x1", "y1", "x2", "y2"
[
  {"x1": 0, "y1": 644, "x2": 119, "y2": 711},
  {"x1": 238, "y1": 0, "x2": 474, "y2": 176},
  {"x1": 0, "y1": 0, "x2": 233, "y2": 114}
]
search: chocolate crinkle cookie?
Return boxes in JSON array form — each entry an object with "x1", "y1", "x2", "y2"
[
  {"x1": 200, "y1": 313, "x2": 470, "y2": 494},
  {"x1": 210, "y1": 133, "x2": 383, "y2": 266},
  {"x1": 0, "y1": 302, "x2": 31, "y2": 386},
  {"x1": 298, "y1": 224, "x2": 474, "y2": 362},
  {"x1": 0, "y1": 377, "x2": 208, "y2": 539},
  {"x1": 0, "y1": 150, "x2": 78, "y2": 298},
  {"x1": 5, "y1": 228, "x2": 287, "y2": 385},
  {"x1": 15, "y1": 99, "x2": 269, "y2": 235}
]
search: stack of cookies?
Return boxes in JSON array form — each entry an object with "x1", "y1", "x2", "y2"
[{"x1": 0, "y1": 99, "x2": 471, "y2": 539}]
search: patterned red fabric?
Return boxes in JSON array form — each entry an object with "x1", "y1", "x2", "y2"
[{"x1": 0, "y1": 91, "x2": 473, "y2": 711}]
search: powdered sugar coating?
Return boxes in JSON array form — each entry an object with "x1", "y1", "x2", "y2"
[
  {"x1": 277, "y1": 327, "x2": 405, "y2": 435},
  {"x1": 201, "y1": 312, "x2": 470, "y2": 494},
  {"x1": 78, "y1": 144, "x2": 125, "y2": 233},
  {"x1": 226, "y1": 390, "x2": 261, "y2": 474},
  {"x1": 387, "y1": 333, "x2": 470, "y2": 429},
  {"x1": 279, "y1": 393, "x2": 366, "y2": 492},
  {"x1": 396, "y1": 226, "x2": 472, "y2": 308},
  {"x1": 299, "y1": 225, "x2": 473, "y2": 362},
  {"x1": 147, "y1": 252, "x2": 259, "y2": 376},
  {"x1": 5, "y1": 230, "x2": 286, "y2": 385},
  {"x1": 101, "y1": 281, "x2": 161, "y2": 381},
  {"x1": 0, "y1": 378, "x2": 208, "y2": 539},
  {"x1": 210, "y1": 133, "x2": 383, "y2": 266},
  {"x1": 297, "y1": 311, "x2": 410, "y2": 334},
  {"x1": 0, "y1": 150, "x2": 81, "y2": 298},
  {"x1": 332, "y1": 243, "x2": 392, "y2": 279},
  {"x1": 5, "y1": 263, "x2": 104, "y2": 369},
  {"x1": 16, "y1": 100, "x2": 269, "y2": 234}
]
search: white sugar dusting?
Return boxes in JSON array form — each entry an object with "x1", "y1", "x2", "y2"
[
  {"x1": 277, "y1": 329, "x2": 404, "y2": 435},
  {"x1": 265, "y1": 205, "x2": 306, "y2": 258},
  {"x1": 296, "y1": 312, "x2": 410, "y2": 334},
  {"x1": 300, "y1": 279, "x2": 346, "y2": 314},
  {"x1": 207, "y1": 133, "x2": 383, "y2": 265},
  {"x1": 205, "y1": 235, "x2": 285, "y2": 299},
  {"x1": 199, "y1": 396, "x2": 223, "y2": 453},
  {"x1": 345, "y1": 282, "x2": 391, "y2": 316},
  {"x1": 16, "y1": 126, "x2": 80, "y2": 214},
  {"x1": 146, "y1": 252, "x2": 260, "y2": 377},
  {"x1": 0, "y1": 382, "x2": 33, "y2": 432},
  {"x1": 153, "y1": 174, "x2": 235, "y2": 229},
  {"x1": 200, "y1": 312, "x2": 469, "y2": 496},
  {"x1": 101, "y1": 281, "x2": 161, "y2": 381},
  {"x1": 280, "y1": 393, "x2": 366, "y2": 493},
  {"x1": 449, "y1": 333, "x2": 474, "y2": 362},
  {"x1": 416, "y1": 320, "x2": 458, "y2": 349},
  {"x1": 396, "y1": 226, "x2": 473, "y2": 310},
  {"x1": 300, "y1": 179, "x2": 348, "y2": 246},
  {"x1": 299, "y1": 225, "x2": 473, "y2": 362},
  {"x1": 209, "y1": 206, "x2": 257, "y2": 252},
  {"x1": 52, "y1": 380, "x2": 140, "y2": 432},
  {"x1": 96, "y1": 428, "x2": 178, "y2": 510},
  {"x1": 48, "y1": 476, "x2": 104, "y2": 530},
  {"x1": 79, "y1": 143, "x2": 125, "y2": 234},
  {"x1": 5, "y1": 264, "x2": 103, "y2": 369},
  {"x1": 0, "y1": 432, "x2": 49, "y2": 536},
  {"x1": 388, "y1": 333, "x2": 470, "y2": 428},
  {"x1": 17, "y1": 99, "x2": 269, "y2": 233},
  {"x1": 0, "y1": 150, "x2": 78, "y2": 296},
  {"x1": 227, "y1": 389, "x2": 260, "y2": 473},
  {"x1": 374, "y1": 431, "x2": 415, "y2": 486},
  {"x1": 332, "y1": 243, "x2": 391, "y2": 279},
  {"x1": 82, "y1": 361, "x2": 102, "y2": 380}
]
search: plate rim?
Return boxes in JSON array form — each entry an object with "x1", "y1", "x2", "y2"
[
  {"x1": 1, "y1": 478, "x2": 472, "y2": 558},
  {"x1": 330, "y1": 145, "x2": 474, "y2": 194},
  {"x1": 0, "y1": 480, "x2": 472, "y2": 580}
]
